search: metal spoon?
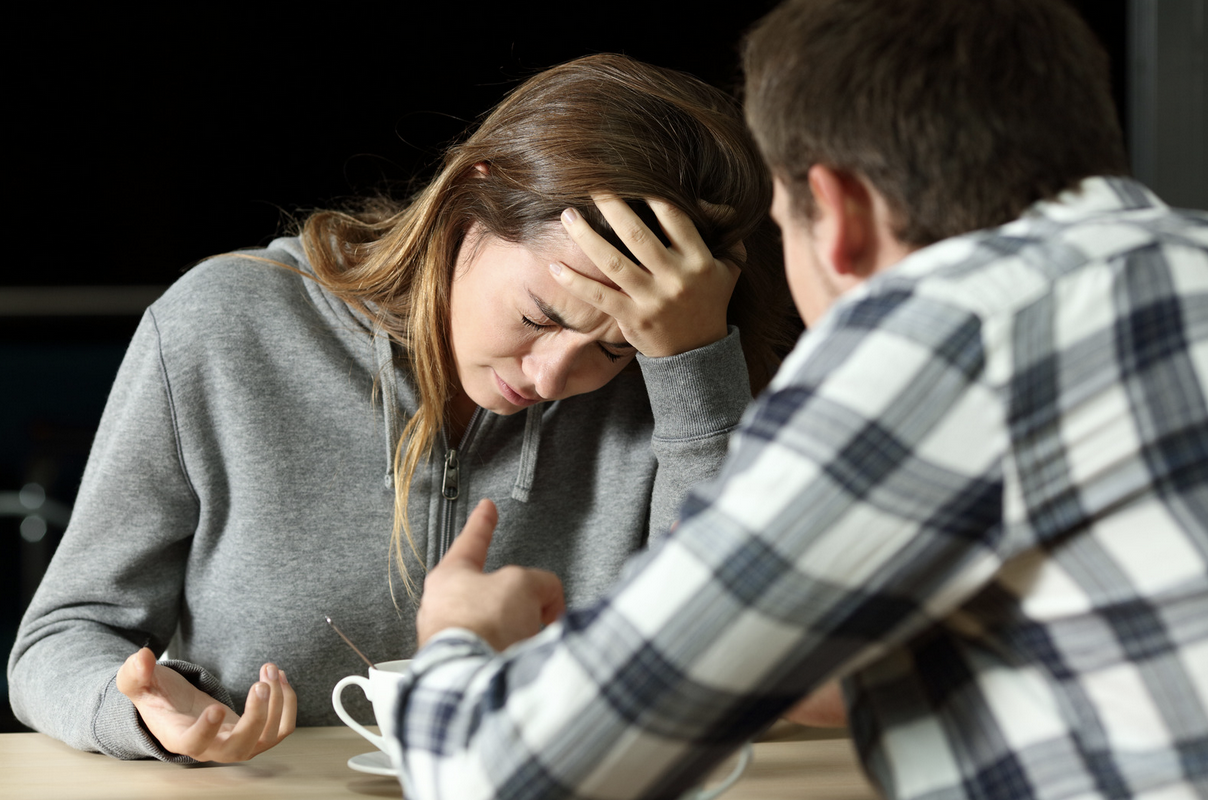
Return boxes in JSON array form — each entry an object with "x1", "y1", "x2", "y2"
[{"x1": 325, "y1": 615, "x2": 374, "y2": 668}]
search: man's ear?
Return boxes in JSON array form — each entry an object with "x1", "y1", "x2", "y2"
[{"x1": 807, "y1": 165, "x2": 874, "y2": 277}]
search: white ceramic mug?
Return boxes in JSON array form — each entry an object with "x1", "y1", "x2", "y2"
[
  {"x1": 332, "y1": 659, "x2": 412, "y2": 753},
  {"x1": 680, "y1": 743, "x2": 754, "y2": 800}
]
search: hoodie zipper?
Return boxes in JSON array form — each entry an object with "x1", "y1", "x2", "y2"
[
  {"x1": 439, "y1": 408, "x2": 481, "y2": 558},
  {"x1": 441, "y1": 450, "x2": 460, "y2": 500}
]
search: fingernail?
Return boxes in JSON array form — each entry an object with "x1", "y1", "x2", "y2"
[
  {"x1": 279, "y1": 670, "x2": 290, "y2": 686},
  {"x1": 548, "y1": 262, "x2": 562, "y2": 276},
  {"x1": 561, "y1": 208, "x2": 578, "y2": 225},
  {"x1": 265, "y1": 664, "x2": 278, "y2": 681},
  {"x1": 207, "y1": 706, "x2": 224, "y2": 724},
  {"x1": 255, "y1": 682, "x2": 270, "y2": 700}
]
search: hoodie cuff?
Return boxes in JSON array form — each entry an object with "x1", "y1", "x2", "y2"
[
  {"x1": 92, "y1": 660, "x2": 236, "y2": 762},
  {"x1": 636, "y1": 326, "x2": 750, "y2": 441}
]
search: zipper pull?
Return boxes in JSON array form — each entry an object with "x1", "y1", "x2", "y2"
[{"x1": 442, "y1": 449, "x2": 460, "y2": 500}]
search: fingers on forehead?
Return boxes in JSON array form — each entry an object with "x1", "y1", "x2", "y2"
[{"x1": 593, "y1": 195, "x2": 704, "y2": 245}]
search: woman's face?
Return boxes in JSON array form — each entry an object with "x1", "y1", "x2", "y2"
[{"x1": 448, "y1": 223, "x2": 638, "y2": 417}]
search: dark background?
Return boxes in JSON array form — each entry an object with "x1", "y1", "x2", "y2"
[{"x1": 2, "y1": 2, "x2": 1127, "y2": 733}]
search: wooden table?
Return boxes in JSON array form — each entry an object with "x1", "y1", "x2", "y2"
[{"x1": 0, "y1": 723, "x2": 877, "y2": 799}]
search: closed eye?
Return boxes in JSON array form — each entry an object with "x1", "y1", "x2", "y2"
[
  {"x1": 525, "y1": 311, "x2": 631, "y2": 363},
  {"x1": 599, "y1": 345, "x2": 626, "y2": 363},
  {"x1": 521, "y1": 315, "x2": 551, "y2": 331}
]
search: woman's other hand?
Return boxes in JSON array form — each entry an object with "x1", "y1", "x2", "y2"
[
  {"x1": 552, "y1": 195, "x2": 741, "y2": 358},
  {"x1": 116, "y1": 647, "x2": 297, "y2": 762}
]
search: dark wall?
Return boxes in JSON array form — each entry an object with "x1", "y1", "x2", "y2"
[{"x1": 11, "y1": 4, "x2": 787, "y2": 289}]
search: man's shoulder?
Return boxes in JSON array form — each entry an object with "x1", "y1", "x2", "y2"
[
  {"x1": 770, "y1": 177, "x2": 1208, "y2": 396},
  {"x1": 874, "y1": 177, "x2": 1206, "y2": 320}
]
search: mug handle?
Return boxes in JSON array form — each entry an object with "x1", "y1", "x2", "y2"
[
  {"x1": 332, "y1": 675, "x2": 386, "y2": 752},
  {"x1": 691, "y1": 742, "x2": 754, "y2": 800}
]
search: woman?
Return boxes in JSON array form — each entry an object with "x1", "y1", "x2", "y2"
[{"x1": 7, "y1": 54, "x2": 794, "y2": 763}]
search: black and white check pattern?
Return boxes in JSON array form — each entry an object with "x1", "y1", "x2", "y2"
[{"x1": 391, "y1": 177, "x2": 1208, "y2": 799}]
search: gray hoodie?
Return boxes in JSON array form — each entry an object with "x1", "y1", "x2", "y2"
[{"x1": 7, "y1": 237, "x2": 752, "y2": 761}]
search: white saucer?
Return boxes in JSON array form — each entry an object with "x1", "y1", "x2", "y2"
[{"x1": 348, "y1": 750, "x2": 396, "y2": 776}]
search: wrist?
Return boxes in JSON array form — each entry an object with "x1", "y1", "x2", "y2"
[
  {"x1": 639, "y1": 320, "x2": 730, "y2": 359},
  {"x1": 638, "y1": 327, "x2": 751, "y2": 439}
]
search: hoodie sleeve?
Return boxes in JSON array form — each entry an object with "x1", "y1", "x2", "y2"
[
  {"x1": 636, "y1": 326, "x2": 750, "y2": 543},
  {"x1": 6, "y1": 309, "x2": 233, "y2": 761}
]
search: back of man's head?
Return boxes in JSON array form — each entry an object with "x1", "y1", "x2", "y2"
[{"x1": 743, "y1": 0, "x2": 1130, "y2": 247}]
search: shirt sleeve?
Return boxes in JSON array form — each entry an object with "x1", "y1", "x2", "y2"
[
  {"x1": 391, "y1": 287, "x2": 1009, "y2": 800},
  {"x1": 6, "y1": 310, "x2": 232, "y2": 761}
]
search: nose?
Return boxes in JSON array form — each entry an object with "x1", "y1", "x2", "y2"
[{"x1": 524, "y1": 340, "x2": 580, "y2": 400}]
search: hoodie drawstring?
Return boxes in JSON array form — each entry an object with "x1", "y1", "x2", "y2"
[{"x1": 511, "y1": 404, "x2": 543, "y2": 503}]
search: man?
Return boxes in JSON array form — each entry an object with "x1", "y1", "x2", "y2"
[{"x1": 391, "y1": 1, "x2": 1208, "y2": 797}]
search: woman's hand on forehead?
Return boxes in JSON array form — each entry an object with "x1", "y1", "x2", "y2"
[{"x1": 549, "y1": 195, "x2": 739, "y2": 358}]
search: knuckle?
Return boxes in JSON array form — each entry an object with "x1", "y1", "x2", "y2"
[
  {"x1": 623, "y1": 223, "x2": 649, "y2": 247},
  {"x1": 602, "y1": 253, "x2": 626, "y2": 275}
]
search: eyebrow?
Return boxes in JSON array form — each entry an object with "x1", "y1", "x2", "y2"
[{"x1": 529, "y1": 291, "x2": 634, "y2": 350}]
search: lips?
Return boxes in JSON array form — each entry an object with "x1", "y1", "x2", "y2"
[{"x1": 493, "y1": 371, "x2": 541, "y2": 407}]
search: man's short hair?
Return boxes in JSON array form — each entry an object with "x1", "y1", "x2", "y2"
[{"x1": 743, "y1": 0, "x2": 1131, "y2": 245}]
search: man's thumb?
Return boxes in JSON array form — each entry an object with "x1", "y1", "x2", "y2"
[{"x1": 443, "y1": 498, "x2": 498, "y2": 569}]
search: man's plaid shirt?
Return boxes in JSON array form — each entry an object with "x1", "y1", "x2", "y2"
[{"x1": 392, "y1": 177, "x2": 1208, "y2": 800}]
